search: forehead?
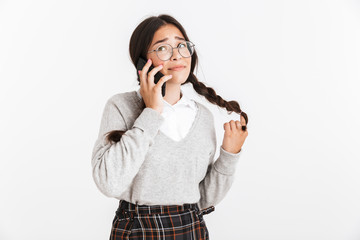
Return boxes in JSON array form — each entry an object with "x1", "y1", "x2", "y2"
[{"x1": 151, "y1": 24, "x2": 184, "y2": 43}]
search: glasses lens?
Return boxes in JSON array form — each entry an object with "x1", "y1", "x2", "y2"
[
  {"x1": 156, "y1": 41, "x2": 195, "y2": 61},
  {"x1": 179, "y1": 41, "x2": 194, "y2": 58},
  {"x1": 157, "y1": 44, "x2": 172, "y2": 61}
]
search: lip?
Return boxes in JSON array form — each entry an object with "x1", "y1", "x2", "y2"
[{"x1": 169, "y1": 66, "x2": 185, "y2": 71}]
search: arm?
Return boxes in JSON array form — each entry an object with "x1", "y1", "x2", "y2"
[
  {"x1": 91, "y1": 96, "x2": 165, "y2": 198},
  {"x1": 197, "y1": 127, "x2": 242, "y2": 210}
]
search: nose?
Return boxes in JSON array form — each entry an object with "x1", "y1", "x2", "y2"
[{"x1": 170, "y1": 47, "x2": 182, "y2": 61}]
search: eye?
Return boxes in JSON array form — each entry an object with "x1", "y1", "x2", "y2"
[
  {"x1": 157, "y1": 45, "x2": 167, "y2": 52},
  {"x1": 178, "y1": 42, "x2": 186, "y2": 48}
]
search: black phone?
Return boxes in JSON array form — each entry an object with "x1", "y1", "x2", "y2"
[{"x1": 136, "y1": 57, "x2": 166, "y2": 97}]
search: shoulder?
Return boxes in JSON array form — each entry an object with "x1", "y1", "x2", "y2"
[
  {"x1": 193, "y1": 100, "x2": 214, "y2": 121},
  {"x1": 105, "y1": 90, "x2": 141, "y2": 111},
  {"x1": 107, "y1": 91, "x2": 137, "y2": 105},
  {"x1": 104, "y1": 90, "x2": 142, "y2": 121}
]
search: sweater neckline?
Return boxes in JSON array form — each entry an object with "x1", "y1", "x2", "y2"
[
  {"x1": 157, "y1": 101, "x2": 201, "y2": 145},
  {"x1": 131, "y1": 90, "x2": 202, "y2": 145}
]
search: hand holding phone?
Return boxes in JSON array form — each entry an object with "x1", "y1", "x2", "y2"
[
  {"x1": 136, "y1": 57, "x2": 173, "y2": 114},
  {"x1": 137, "y1": 57, "x2": 167, "y2": 97}
]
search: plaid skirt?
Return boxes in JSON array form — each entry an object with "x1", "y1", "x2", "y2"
[{"x1": 109, "y1": 199, "x2": 215, "y2": 240}]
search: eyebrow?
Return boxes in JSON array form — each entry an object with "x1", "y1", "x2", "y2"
[{"x1": 151, "y1": 36, "x2": 185, "y2": 48}]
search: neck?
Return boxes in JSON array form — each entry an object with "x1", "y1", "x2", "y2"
[{"x1": 163, "y1": 83, "x2": 182, "y2": 105}]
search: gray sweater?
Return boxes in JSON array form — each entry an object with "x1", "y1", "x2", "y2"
[{"x1": 91, "y1": 90, "x2": 242, "y2": 210}]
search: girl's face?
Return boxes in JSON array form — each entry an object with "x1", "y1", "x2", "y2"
[{"x1": 146, "y1": 24, "x2": 192, "y2": 84}]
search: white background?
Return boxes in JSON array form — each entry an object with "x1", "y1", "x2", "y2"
[{"x1": 1, "y1": 0, "x2": 360, "y2": 239}]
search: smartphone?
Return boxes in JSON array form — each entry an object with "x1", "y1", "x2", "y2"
[{"x1": 136, "y1": 57, "x2": 166, "y2": 97}]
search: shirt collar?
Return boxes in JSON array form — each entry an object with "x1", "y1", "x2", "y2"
[{"x1": 136, "y1": 88, "x2": 196, "y2": 110}]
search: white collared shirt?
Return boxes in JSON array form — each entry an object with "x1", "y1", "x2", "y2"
[{"x1": 136, "y1": 88, "x2": 198, "y2": 142}]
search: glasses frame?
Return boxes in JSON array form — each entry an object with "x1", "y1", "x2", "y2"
[{"x1": 147, "y1": 40, "x2": 195, "y2": 61}]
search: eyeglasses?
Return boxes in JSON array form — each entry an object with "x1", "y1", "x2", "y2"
[{"x1": 147, "y1": 41, "x2": 195, "y2": 61}]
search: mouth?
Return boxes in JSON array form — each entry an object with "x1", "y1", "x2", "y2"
[{"x1": 169, "y1": 66, "x2": 185, "y2": 71}]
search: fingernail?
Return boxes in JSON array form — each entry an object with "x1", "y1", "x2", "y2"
[{"x1": 147, "y1": 59, "x2": 151, "y2": 63}]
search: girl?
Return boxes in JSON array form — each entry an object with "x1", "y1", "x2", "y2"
[{"x1": 91, "y1": 14, "x2": 249, "y2": 240}]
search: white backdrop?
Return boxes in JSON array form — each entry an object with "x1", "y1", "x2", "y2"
[{"x1": 1, "y1": 0, "x2": 360, "y2": 239}]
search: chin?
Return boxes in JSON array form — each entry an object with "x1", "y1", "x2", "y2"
[
  {"x1": 166, "y1": 68, "x2": 190, "y2": 82},
  {"x1": 168, "y1": 75, "x2": 187, "y2": 84}
]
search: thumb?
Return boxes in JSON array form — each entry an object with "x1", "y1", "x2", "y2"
[{"x1": 157, "y1": 75, "x2": 172, "y2": 88}]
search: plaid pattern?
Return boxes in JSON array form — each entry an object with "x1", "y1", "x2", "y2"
[{"x1": 109, "y1": 200, "x2": 215, "y2": 240}]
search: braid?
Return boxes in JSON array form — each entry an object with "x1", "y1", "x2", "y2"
[{"x1": 188, "y1": 74, "x2": 248, "y2": 125}]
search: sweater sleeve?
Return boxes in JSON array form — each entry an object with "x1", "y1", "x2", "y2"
[
  {"x1": 91, "y1": 96, "x2": 165, "y2": 198},
  {"x1": 197, "y1": 126, "x2": 242, "y2": 210}
]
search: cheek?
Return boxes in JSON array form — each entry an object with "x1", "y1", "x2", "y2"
[
  {"x1": 148, "y1": 56, "x2": 163, "y2": 67},
  {"x1": 151, "y1": 60, "x2": 167, "y2": 74},
  {"x1": 186, "y1": 58, "x2": 192, "y2": 68},
  {"x1": 152, "y1": 59, "x2": 164, "y2": 67},
  {"x1": 158, "y1": 61, "x2": 166, "y2": 70},
  {"x1": 186, "y1": 66, "x2": 191, "y2": 75},
  {"x1": 157, "y1": 61, "x2": 165, "y2": 66}
]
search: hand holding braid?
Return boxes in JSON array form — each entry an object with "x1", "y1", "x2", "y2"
[{"x1": 221, "y1": 115, "x2": 248, "y2": 154}]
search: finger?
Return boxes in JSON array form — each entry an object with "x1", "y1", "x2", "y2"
[
  {"x1": 147, "y1": 64, "x2": 164, "y2": 83},
  {"x1": 240, "y1": 115, "x2": 246, "y2": 126},
  {"x1": 155, "y1": 74, "x2": 173, "y2": 90},
  {"x1": 235, "y1": 120, "x2": 241, "y2": 129},
  {"x1": 229, "y1": 120, "x2": 236, "y2": 131},
  {"x1": 139, "y1": 58, "x2": 152, "y2": 83},
  {"x1": 223, "y1": 122, "x2": 231, "y2": 132},
  {"x1": 140, "y1": 58, "x2": 153, "y2": 76},
  {"x1": 240, "y1": 115, "x2": 247, "y2": 131},
  {"x1": 138, "y1": 70, "x2": 146, "y2": 87}
]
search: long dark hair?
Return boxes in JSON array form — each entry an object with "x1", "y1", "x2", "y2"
[{"x1": 105, "y1": 14, "x2": 248, "y2": 143}]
